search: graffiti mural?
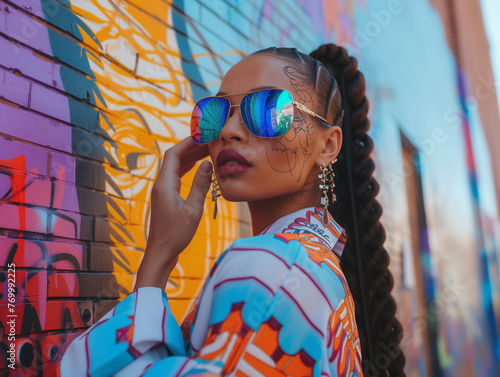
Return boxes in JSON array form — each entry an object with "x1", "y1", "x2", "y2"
[{"x1": 0, "y1": 0, "x2": 499, "y2": 375}]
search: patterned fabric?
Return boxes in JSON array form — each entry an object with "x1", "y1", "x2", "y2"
[{"x1": 57, "y1": 206, "x2": 363, "y2": 377}]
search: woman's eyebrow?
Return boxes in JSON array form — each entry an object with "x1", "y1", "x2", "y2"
[{"x1": 216, "y1": 85, "x2": 280, "y2": 96}]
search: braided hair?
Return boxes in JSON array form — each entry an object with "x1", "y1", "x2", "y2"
[{"x1": 253, "y1": 44, "x2": 406, "y2": 376}]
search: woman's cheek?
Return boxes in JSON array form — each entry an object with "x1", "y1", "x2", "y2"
[
  {"x1": 265, "y1": 142, "x2": 299, "y2": 175},
  {"x1": 271, "y1": 117, "x2": 317, "y2": 173}
]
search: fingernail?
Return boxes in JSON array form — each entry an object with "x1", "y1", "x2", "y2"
[{"x1": 200, "y1": 161, "x2": 212, "y2": 175}]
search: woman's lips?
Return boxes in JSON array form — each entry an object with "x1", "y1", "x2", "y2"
[{"x1": 216, "y1": 149, "x2": 252, "y2": 176}]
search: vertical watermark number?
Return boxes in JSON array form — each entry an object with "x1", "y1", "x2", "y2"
[{"x1": 7, "y1": 263, "x2": 16, "y2": 369}]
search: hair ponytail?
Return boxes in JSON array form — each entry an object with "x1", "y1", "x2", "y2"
[{"x1": 310, "y1": 44, "x2": 406, "y2": 377}]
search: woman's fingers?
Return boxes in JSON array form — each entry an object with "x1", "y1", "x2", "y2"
[
  {"x1": 184, "y1": 160, "x2": 213, "y2": 217},
  {"x1": 157, "y1": 137, "x2": 209, "y2": 191},
  {"x1": 179, "y1": 142, "x2": 209, "y2": 176}
]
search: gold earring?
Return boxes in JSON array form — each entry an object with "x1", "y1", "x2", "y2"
[
  {"x1": 329, "y1": 158, "x2": 337, "y2": 205},
  {"x1": 319, "y1": 159, "x2": 336, "y2": 226},
  {"x1": 211, "y1": 171, "x2": 221, "y2": 220}
]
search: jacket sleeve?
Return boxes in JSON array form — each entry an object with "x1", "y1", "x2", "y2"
[{"x1": 58, "y1": 287, "x2": 186, "y2": 377}]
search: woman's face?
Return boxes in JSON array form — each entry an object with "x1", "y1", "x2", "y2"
[{"x1": 208, "y1": 53, "x2": 341, "y2": 204}]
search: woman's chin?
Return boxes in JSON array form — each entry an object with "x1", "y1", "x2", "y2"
[
  {"x1": 218, "y1": 189, "x2": 283, "y2": 204},
  {"x1": 218, "y1": 191, "x2": 249, "y2": 202},
  {"x1": 218, "y1": 187, "x2": 264, "y2": 203}
]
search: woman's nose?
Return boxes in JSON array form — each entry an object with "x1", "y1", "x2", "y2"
[{"x1": 219, "y1": 106, "x2": 249, "y2": 143}]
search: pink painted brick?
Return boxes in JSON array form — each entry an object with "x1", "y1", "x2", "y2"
[
  {"x1": 0, "y1": 172, "x2": 11, "y2": 199},
  {"x1": 0, "y1": 168, "x2": 54, "y2": 209},
  {"x1": 11, "y1": 175, "x2": 52, "y2": 207},
  {"x1": 0, "y1": 237, "x2": 17, "y2": 265},
  {"x1": 48, "y1": 272, "x2": 80, "y2": 297},
  {"x1": 51, "y1": 180, "x2": 80, "y2": 213},
  {"x1": 0, "y1": 202, "x2": 48, "y2": 233},
  {"x1": 48, "y1": 151, "x2": 76, "y2": 184},
  {"x1": 45, "y1": 240, "x2": 84, "y2": 270},
  {"x1": 11, "y1": 268, "x2": 48, "y2": 300},
  {"x1": 0, "y1": 137, "x2": 49, "y2": 176},
  {"x1": 48, "y1": 208, "x2": 81, "y2": 240},
  {"x1": 0, "y1": 236, "x2": 48, "y2": 267},
  {"x1": 0, "y1": 68, "x2": 31, "y2": 107},
  {"x1": 29, "y1": 178, "x2": 52, "y2": 207}
]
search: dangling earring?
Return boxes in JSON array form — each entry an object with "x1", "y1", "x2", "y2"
[
  {"x1": 211, "y1": 171, "x2": 221, "y2": 220},
  {"x1": 329, "y1": 158, "x2": 337, "y2": 205},
  {"x1": 319, "y1": 159, "x2": 337, "y2": 226}
]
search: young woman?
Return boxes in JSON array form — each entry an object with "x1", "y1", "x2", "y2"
[{"x1": 57, "y1": 44, "x2": 405, "y2": 377}]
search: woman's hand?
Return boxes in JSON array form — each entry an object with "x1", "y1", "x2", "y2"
[{"x1": 134, "y1": 137, "x2": 212, "y2": 290}]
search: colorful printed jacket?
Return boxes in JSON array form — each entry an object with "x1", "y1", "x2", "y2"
[{"x1": 57, "y1": 206, "x2": 363, "y2": 377}]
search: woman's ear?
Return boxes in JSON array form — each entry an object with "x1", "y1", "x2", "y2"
[{"x1": 316, "y1": 126, "x2": 342, "y2": 165}]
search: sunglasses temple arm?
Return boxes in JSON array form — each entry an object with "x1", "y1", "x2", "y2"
[{"x1": 293, "y1": 102, "x2": 332, "y2": 127}]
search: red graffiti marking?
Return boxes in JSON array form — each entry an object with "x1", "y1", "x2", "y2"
[{"x1": 0, "y1": 155, "x2": 27, "y2": 262}]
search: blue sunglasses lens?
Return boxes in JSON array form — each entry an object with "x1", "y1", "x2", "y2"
[
  {"x1": 241, "y1": 90, "x2": 293, "y2": 138},
  {"x1": 191, "y1": 97, "x2": 230, "y2": 144},
  {"x1": 190, "y1": 89, "x2": 294, "y2": 144}
]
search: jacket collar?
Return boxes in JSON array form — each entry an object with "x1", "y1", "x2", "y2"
[{"x1": 259, "y1": 206, "x2": 347, "y2": 257}]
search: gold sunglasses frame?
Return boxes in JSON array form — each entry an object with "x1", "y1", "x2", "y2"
[{"x1": 191, "y1": 88, "x2": 341, "y2": 144}]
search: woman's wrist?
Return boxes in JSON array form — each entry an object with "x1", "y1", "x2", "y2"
[{"x1": 134, "y1": 251, "x2": 177, "y2": 290}]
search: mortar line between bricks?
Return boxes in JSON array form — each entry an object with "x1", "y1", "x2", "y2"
[
  {"x1": 0, "y1": 228, "x2": 89, "y2": 244},
  {"x1": 0, "y1": 224, "x2": 145, "y2": 246}
]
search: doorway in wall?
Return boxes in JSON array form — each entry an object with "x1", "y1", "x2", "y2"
[{"x1": 401, "y1": 132, "x2": 440, "y2": 377}]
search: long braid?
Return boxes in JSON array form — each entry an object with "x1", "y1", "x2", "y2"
[{"x1": 310, "y1": 44, "x2": 406, "y2": 377}]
